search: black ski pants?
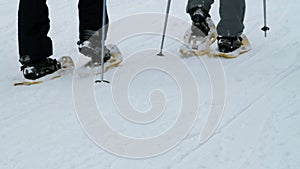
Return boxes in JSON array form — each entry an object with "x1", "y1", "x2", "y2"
[
  {"x1": 187, "y1": 0, "x2": 245, "y2": 37},
  {"x1": 18, "y1": 0, "x2": 108, "y2": 62}
]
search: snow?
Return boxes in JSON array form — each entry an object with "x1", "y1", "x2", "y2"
[{"x1": 1, "y1": 0, "x2": 300, "y2": 168}]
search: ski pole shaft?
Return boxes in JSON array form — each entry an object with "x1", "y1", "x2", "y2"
[
  {"x1": 101, "y1": 0, "x2": 106, "y2": 81},
  {"x1": 96, "y1": 0, "x2": 109, "y2": 83},
  {"x1": 157, "y1": 0, "x2": 172, "y2": 56},
  {"x1": 261, "y1": 0, "x2": 270, "y2": 37}
]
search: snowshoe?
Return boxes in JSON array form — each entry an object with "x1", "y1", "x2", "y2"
[
  {"x1": 217, "y1": 36, "x2": 242, "y2": 53},
  {"x1": 14, "y1": 56, "x2": 74, "y2": 86},
  {"x1": 210, "y1": 34, "x2": 251, "y2": 58},
  {"x1": 75, "y1": 44, "x2": 123, "y2": 77},
  {"x1": 81, "y1": 45, "x2": 112, "y2": 68},
  {"x1": 179, "y1": 18, "x2": 217, "y2": 57},
  {"x1": 77, "y1": 29, "x2": 113, "y2": 67}
]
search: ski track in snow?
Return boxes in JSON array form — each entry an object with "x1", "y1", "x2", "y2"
[{"x1": 1, "y1": 0, "x2": 300, "y2": 169}]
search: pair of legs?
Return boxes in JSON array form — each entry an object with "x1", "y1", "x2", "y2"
[
  {"x1": 18, "y1": 0, "x2": 108, "y2": 62},
  {"x1": 186, "y1": 0, "x2": 245, "y2": 37}
]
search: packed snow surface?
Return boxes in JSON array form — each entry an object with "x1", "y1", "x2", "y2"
[{"x1": 0, "y1": 0, "x2": 299, "y2": 168}]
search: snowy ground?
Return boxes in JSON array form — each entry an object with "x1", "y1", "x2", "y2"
[{"x1": 1, "y1": 0, "x2": 300, "y2": 168}]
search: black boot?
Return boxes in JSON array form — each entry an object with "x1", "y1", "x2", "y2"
[
  {"x1": 189, "y1": 7, "x2": 210, "y2": 36},
  {"x1": 20, "y1": 55, "x2": 61, "y2": 80},
  {"x1": 217, "y1": 36, "x2": 243, "y2": 53},
  {"x1": 77, "y1": 30, "x2": 111, "y2": 66}
]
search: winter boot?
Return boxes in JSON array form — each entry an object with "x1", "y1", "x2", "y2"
[
  {"x1": 189, "y1": 7, "x2": 210, "y2": 36},
  {"x1": 20, "y1": 55, "x2": 61, "y2": 80},
  {"x1": 217, "y1": 36, "x2": 243, "y2": 53},
  {"x1": 77, "y1": 30, "x2": 111, "y2": 67}
]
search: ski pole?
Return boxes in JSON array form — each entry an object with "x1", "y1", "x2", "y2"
[
  {"x1": 157, "y1": 0, "x2": 172, "y2": 56},
  {"x1": 96, "y1": 0, "x2": 110, "y2": 83},
  {"x1": 261, "y1": 0, "x2": 270, "y2": 37}
]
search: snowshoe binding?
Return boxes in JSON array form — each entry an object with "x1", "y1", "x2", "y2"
[
  {"x1": 76, "y1": 30, "x2": 123, "y2": 76},
  {"x1": 210, "y1": 34, "x2": 251, "y2": 58},
  {"x1": 180, "y1": 7, "x2": 217, "y2": 57},
  {"x1": 217, "y1": 36, "x2": 242, "y2": 53},
  {"x1": 190, "y1": 7, "x2": 210, "y2": 36},
  {"x1": 20, "y1": 55, "x2": 61, "y2": 80},
  {"x1": 78, "y1": 30, "x2": 112, "y2": 67},
  {"x1": 14, "y1": 56, "x2": 74, "y2": 86}
]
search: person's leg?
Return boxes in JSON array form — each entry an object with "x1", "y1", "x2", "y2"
[
  {"x1": 18, "y1": 0, "x2": 52, "y2": 62},
  {"x1": 78, "y1": 0, "x2": 108, "y2": 42},
  {"x1": 217, "y1": 0, "x2": 245, "y2": 37},
  {"x1": 186, "y1": 0, "x2": 214, "y2": 13},
  {"x1": 216, "y1": 0, "x2": 245, "y2": 52},
  {"x1": 18, "y1": 0, "x2": 61, "y2": 80},
  {"x1": 186, "y1": 0, "x2": 214, "y2": 36},
  {"x1": 78, "y1": 0, "x2": 110, "y2": 65}
]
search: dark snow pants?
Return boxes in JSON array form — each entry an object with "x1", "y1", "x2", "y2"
[
  {"x1": 186, "y1": 0, "x2": 245, "y2": 37},
  {"x1": 18, "y1": 0, "x2": 108, "y2": 62}
]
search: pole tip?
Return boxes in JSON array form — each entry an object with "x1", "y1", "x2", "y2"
[
  {"x1": 95, "y1": 80, "x2": 110, "y2": 84},
  {"x1": 261, "y1": 26, "x2": 270, "y2": 32},
  {"x1": 261, "y1": 26, "x2": 270, "y2": 37},
  {"x1": 157, "y1": 52, "x2": 164, "y2": 56}
]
